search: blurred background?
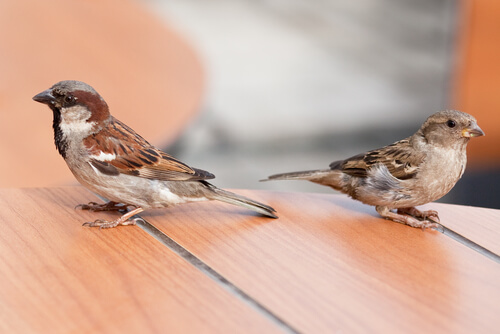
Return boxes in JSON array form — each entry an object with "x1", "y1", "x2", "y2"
[
  {"x1": 144, "y1": 0, "x2": 500, "y2": 209},
  {"x1": 1, "y1": 0, "x2": 499, "y2": 208}
]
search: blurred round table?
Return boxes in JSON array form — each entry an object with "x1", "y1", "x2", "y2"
[{"x1": 0, "y1": 0, "x2": 203, "y2": 187}]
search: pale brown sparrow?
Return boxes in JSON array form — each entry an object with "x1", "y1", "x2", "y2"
[
  {"x1": 33, "y1": 80, "x2": 277, "y2": 228},
  {"x1": 264, "y1": 110, "x2": 484, "y2": 229}
]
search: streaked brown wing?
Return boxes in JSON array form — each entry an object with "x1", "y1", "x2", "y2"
[
  {"x1": 330, "y1": 138, "x2": 425, "y2": 180},
  {"x1": 84, "y1": 117, "x2": 215, "y2": 181}
]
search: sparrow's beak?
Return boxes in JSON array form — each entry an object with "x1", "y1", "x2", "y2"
[
  {"x1": 462, "y1": 122, "x2": 485, "y2": 138},
  {"x1": 32, "y1": 89, "x2": 55, "y2": 105}
]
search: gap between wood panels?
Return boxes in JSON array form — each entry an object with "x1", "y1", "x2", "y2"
[
  {"x1": 134, "y1": 216, "x2": 301, "y2": 334},
  {"x1": 433, "y1": 224, "x2": 500, "y2": 265}
]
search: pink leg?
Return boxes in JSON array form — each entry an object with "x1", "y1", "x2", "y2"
[
  {"x1": 376, "y1": 206, "x2": 441, "y2": 230},
  {"x1": 397, "y1": 207, "x2": 440, "y2": 223},
  {"x1": 83, "y1": 207, "x2": 145, "y2": 229}
]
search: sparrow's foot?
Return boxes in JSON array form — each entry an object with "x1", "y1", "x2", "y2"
[
  {"x1": 397, "y1": 207, "x2": 440, "y2": 223},
  {"x1": 83, "y1": 218, "x2": 140, "y2": 229},
  {"x1": 376, "y1": 206, "x2": 441, "y2": 230},
  {"x1": 83, "y1": 207, "x2": 144, "y2": 229},
  {"x1": 76, "y1": 201, "x2": 130, "y2": 213}
]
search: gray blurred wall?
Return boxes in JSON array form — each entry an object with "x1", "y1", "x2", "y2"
[{"x1": 141, "y1": 0, "x2": 499, "y2": 209}]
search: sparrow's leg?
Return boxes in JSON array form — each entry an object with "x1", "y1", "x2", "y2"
[
  {"x1": 83, "y1": 207, "x2": 144, "y2": 229},
  {"x1": 376, "y1": 206, "x2": 440, "y2": 230},
  {"x1": 397, "y1": 207, "x2": 440, "y2": 223},
  {"x1": 76, "y1": 201, "x2": 130, "y2": 213}
]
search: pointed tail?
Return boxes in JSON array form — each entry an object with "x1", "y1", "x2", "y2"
[
  {"x1": 205, "y1": 183, "x2": 278, "y2": 218},
  {"x1": 263, "y1": 169, "x2": 331, "y2": 181}
]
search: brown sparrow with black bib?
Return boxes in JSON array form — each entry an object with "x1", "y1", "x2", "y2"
[{"x1": 33, "y1": 80, "x2": 277, "y2": 228}]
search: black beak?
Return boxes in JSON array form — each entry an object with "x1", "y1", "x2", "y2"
[{"x1": 33, "y1": 89, "x2": 55, "y2": 105}]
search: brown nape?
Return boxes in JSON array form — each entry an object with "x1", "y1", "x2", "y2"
[{"x1": 73, "y1": 90, "x2": 110, "y2": 123}]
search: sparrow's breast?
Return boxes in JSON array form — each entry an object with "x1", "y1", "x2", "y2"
[{"x1": 411, "y1": 146, "x2": 467, "y2": 204}]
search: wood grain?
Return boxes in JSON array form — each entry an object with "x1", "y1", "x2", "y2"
[
  {"x1": 422, "y1": 202, "x2": 500, "y2": 255},
  {"x1": 0, "y1": 187, "x2": 281, "y2": 334},
  {"x1": 0, "y1": 0, "x2": 203, "y2": 187},
  {"x1": 144, "y1": 190, "x2": 500, "y2": 334}
]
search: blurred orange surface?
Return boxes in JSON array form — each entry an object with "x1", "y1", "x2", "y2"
[{"x1": 454, "y1": 0, "x2": 500, "y2": 167}]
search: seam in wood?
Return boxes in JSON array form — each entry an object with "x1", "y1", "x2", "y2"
[
  {"x1": 133, "y1": 216, "x2": 301, "y2": 334},
  {"x1": 431, "y1": 221, "x2": 500, "y2": 264}
]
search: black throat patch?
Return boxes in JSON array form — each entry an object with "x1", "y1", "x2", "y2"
[{"x1": 52, "y1": 108, "x2": 68, "y2": 159}]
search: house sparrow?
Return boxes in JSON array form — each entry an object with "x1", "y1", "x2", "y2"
[
  {"x1": 33, "y1": 80, "x2": 277, "y2": 228},
  {"x1": 264, "y1": 110, "x2": 484, "y2": 229}
]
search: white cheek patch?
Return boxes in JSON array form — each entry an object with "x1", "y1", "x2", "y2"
[
  {"x1": 60, "y1": 121, "x2": 94, "y2": 136},
  {"x1": 59, "y1": 105, "x2": 95, "y2": 136},
  {"x1": 91, "y1": 151, "x2": 117, "y2": 162}
]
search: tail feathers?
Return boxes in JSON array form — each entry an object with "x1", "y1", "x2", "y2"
[
  {"x1": 209, "y1": 187, "x2": 278, "y2": 219},
  {"x1": 263, "y1": 169, "x2": 332, "y2": 182}
]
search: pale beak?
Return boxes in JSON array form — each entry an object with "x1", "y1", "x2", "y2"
[{"x1": 462, "y1": 123, "x2": 485, "y2": 138}]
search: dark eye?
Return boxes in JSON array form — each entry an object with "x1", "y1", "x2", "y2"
[
  {"x1": 446, "y1": 120, "x2": 456, "y2": 128},
  {"x1": 64, "y1": 95, "x2": 76, "y2": 104}
]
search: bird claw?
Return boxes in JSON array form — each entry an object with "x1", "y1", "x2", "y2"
[
  {"x1": 82, "y1": 217, "x2": 142, "y2": 229},
  {"x1": 420, "y1": 210, "x2": 440, "y2": 223},
  {"x1": 377, "y1": 206, "x2": 443, "y2": 231},
  {"x1": 393, "y1": 215, "x2": 441, "y2": 231},
  {"x1": 75, "y1": 202, "x2": 99, "y2": 210},
  {"x1": 413, "y1": 220, "x2": 442, "y2": 231},
  {"x1": 397, "y1": 207, "x2": 440, "y2": 222},
  {"x1": 81, "y1": 207, "x2": 145, "y2": 229},
  {"x1": 82, "y1": 219, "x2": 118, "y2": 229}
]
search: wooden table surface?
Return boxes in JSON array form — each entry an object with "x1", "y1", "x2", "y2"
[{"x1": 0, "y1": 187, "x2": 498, "y2": 334}]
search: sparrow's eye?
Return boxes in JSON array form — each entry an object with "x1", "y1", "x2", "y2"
[
  {"x1": 64, "y1": 95, "x2": 76, "y2": 104},
  {"x1": 446, "y1": 120, "x2": 456, "y2": 128}
]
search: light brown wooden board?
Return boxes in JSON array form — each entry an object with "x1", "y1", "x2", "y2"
[
  {"x1": 143, "y1": 190, "x2": 500, "y2": 334},
  {"x1": 422, "y1": 202, "x2": 500, "y2": 255},
  {"x1": 0, "y1": 187, "x2": 281, "y2": 334}
]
